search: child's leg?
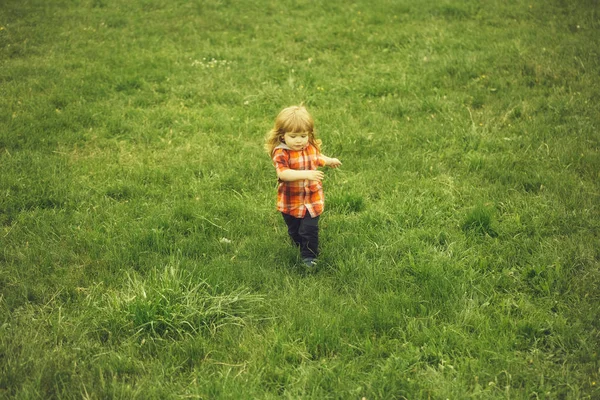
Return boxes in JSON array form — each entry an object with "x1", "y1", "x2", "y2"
[
  {"x1": 281, "y1": 213, "x2": 302, "y2": 247},
  {"x1": 298, "y1": 214, "x2": 319, "y2": 260}
]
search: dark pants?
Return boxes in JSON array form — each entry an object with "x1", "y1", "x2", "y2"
[{"x1": 282, "y1": 213, "x2": 319, "y2": 260}]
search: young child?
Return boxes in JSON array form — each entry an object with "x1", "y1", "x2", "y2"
[{"x1": 265, "y1": 105, "x2": 342, "y2": 268}]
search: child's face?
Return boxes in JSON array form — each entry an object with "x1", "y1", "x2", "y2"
[{"x1": 283, "y1": 131, "x2": 309, "y2": 150}]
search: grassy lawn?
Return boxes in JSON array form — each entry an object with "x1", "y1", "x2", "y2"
[{"x1": 1, "y1": 0, "x2": 599, "y2": 398}]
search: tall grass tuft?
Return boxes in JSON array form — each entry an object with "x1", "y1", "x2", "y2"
[
  {"x1": 462, "y1": 203, "x2": 498, "y2": 237},
  {"x1": 84, "y1": 264, "x2": 264, "y2": 342}
]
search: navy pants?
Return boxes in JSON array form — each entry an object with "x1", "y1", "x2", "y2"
[{"x1": 282, "y1": 213, "x2": 319, "y2": 260}]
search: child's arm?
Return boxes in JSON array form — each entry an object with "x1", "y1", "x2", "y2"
[
  {"x1": 320, "y1": 155, "x2": 342, "y2": 168},
  {"x1": 273, "y1": 148, "x2": 324, "y2": 182},
  {"x1": 277, "y1": 169, "x2": 324, "y2": 182}
]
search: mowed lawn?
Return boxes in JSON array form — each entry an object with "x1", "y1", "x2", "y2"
[{"x1": 1, "y1": 0, "x2": 599, "y2": 398}]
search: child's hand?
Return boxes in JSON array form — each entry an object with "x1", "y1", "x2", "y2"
[
  {"x1": 306, "y1": 170, "x2": 325, "y2": 181},
  {"x1": 327, "y1": 158, "x2": 342, "y2": 168}
]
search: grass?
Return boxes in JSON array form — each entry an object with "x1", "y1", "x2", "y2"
[{"x1": 1, "y1": 0, "x2": 599, "y2": 398}]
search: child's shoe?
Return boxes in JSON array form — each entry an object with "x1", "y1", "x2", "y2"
[{"x1": 302, "y1": 258, "x2": 317, "y2": 269}]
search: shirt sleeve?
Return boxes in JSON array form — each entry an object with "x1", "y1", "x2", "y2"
[
  {"x1": 317, "y1": 154, "x2": 327, "y2": 167},
  {"x1": 272, "y1": 148, "x2": 291, "y2": 175}
]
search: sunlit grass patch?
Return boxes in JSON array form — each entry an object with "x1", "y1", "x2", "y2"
[{"x1": 1, "y1": 0, "x2": 599, "y2": 397}]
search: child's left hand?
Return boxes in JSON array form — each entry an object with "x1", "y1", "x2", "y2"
[{"x1": 327, "y1": 158, "x2": 342, "y2": 168}]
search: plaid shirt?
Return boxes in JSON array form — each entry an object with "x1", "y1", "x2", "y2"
[{"x1": 272, "y1": 143, "x2": 327, "y2": 218}]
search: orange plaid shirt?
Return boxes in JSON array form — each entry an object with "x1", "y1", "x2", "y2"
[{"x1": 272, "y1": 143, "x2": 327, "y2": 218}]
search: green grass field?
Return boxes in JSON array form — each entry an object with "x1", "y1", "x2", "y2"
[{"x1": 1, "y1": 0, "x2": 599, "y2": 398}]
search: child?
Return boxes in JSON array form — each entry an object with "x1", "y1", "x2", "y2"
[{"x1": 265, "y1": 105, "x2": 342, "y2": 268}]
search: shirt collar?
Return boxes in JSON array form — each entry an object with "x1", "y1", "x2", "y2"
[
  {"x1": 275, "y1": 142, "x2": 292, "y2": 150},
  {"x1": 275, "y1": 143, "x2": 309, "y2": 151}
]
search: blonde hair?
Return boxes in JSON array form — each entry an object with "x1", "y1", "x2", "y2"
[{"x1": 264, "y1": 105, "x2": 322, "y2": 155}]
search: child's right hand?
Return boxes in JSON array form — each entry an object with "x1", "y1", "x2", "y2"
[{"x1": 306, "y1": 170, "x2": 325, "y2": 181}]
